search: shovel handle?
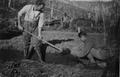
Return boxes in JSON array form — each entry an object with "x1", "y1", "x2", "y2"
[{"x1": 24, "y1": 30, "x2": 62, "y2": 52}]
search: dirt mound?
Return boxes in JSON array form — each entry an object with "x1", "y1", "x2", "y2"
[{"x1": 0, "y1": 59, "x2": 103, "y2": 77}]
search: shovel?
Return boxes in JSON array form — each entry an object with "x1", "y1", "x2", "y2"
[{"x1": 23, "y1": 29, "x2": 71, "y2": 55}]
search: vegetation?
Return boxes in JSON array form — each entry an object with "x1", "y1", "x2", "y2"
[{"x1": 0, "y1": 0, "x2": 118, "y2": 33}]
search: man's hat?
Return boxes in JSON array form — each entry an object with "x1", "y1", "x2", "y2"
[
  {"x1": 35, "y1": 0, "x2": 45, "y2": 6},
  {"x1": 78, "y1": 31, "x2": 87, "y2": 38}
]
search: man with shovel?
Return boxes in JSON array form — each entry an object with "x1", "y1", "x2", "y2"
[{"x1": 18, "y1": 1, "x2": 45, "y2": 62}]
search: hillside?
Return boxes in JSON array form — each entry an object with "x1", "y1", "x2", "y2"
[{"x1": 0, "y1": 0, "x2": 118, "y2": 33}]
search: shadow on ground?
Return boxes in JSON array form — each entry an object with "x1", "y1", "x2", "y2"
[
  {"x1": 0, "y1": 31, "x2": 22, "y2": 40},
  {"x1": 0, "y1": 47, "x2": 23, "y2": 63},
  {"x1": 48, "y1": 39, "x2": 74, "y2": 45}
]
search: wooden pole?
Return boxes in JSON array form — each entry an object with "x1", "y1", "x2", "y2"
[
  {"x1": 99, "y1": 0, "x2": 106, "y2": 45},
  {"x1": 8, "y1": 0, "x2": 11, "y2": 7},
  {"x1": 23, "y1": 30, "x2": 63, "y2": 52},
  {"x1": 101, "y1": 3, "x2": 106, "y2": 45}
]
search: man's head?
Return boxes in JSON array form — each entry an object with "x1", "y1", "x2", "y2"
[
  {"x1": 78, "y1": 31, "x2": 87, "y2": 41},
  {"x1": 35, "y1": 1, "x2": 45, "y2": 11}
]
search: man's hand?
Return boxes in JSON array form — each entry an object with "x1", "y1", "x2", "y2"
[
  {"x1": 18, "y1": 24, "x2": 24, "y2": 31},
  {"x1": 38, "y1": 35, "x2": 43, "y2": 40}
]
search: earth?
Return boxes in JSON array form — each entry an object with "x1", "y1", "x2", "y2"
[{"x1": 0, "y1": 31, "x2": 118, "y2": 77}]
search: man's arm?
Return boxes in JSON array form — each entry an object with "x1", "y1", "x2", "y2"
[
  {"x1": 81, "y1": 40, "x2": 93, "y2": 56},
  {"x1": 18, "y1": 5, "x2": 30, "y2": 30},
  {"x1": 38, "y1": 13, "x2": 44, "y2": 39}
]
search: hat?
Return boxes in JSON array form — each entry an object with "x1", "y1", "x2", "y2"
[
  {"x1": 78, "y1": 31, "x2": 87, "y2": 38},
  {"x1": 35, "y1": 0, "x2": 45, "y2": 6}
]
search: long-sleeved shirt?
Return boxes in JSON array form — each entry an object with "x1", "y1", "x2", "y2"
[
  {"x1": 18, "y1": 4, "x2": 44, "y2": 28},
  {"x1": 71, "y1": 38, "x2": 95, "y2": 57},
  {"x1": 82, "y1": 38, "x2": 95, "y2": 55}
]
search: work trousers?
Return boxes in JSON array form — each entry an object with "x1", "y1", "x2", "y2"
[{"x1": 23, "y1": 21, "x2": 44, "y2": 61}]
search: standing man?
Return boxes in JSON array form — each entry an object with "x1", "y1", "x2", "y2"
[
  {"x1": 62, "y1": 12, "x2": 70, "y2": 29},
  {"x1": 18, "y1": 1, "x2": 45, "y2": 62}
]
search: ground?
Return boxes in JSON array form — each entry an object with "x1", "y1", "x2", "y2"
[{"x1": 0, "y1": 31, "x2": 117, "y2": 77}]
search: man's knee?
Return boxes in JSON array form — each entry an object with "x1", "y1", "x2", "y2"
[
  {"x1": 23, "y1": 33, "x2": 31, "y2": 45},
  {"x1": 34, "y1": 48, "x2": 45, "y2": 62},
  {"x1": 87, "y1": 53, "x2": 96, "y2": 63}
]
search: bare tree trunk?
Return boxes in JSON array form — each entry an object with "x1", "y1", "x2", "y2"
[
  {"x1": 50, "y1": 0, "x2": 54, "y2": 20},
  {"x1": 101, "y1": 4, "x2": 106, "y2": 45},
  {"x1": 8, "y1": 0, "x2": 16, "y2": 11},
  {"x1": 8, "y1": 0, "x2": 11, "y2": 7}
]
